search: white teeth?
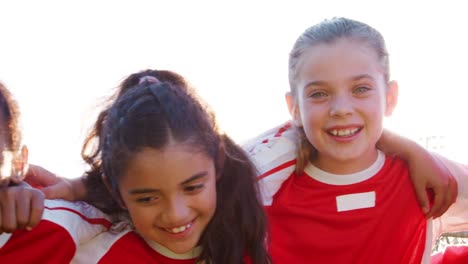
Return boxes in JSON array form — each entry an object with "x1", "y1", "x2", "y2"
[
  {"x1": 330, "y1": 128, "x2": 359, "y2": 137},
  {"x1": 167, "y1": 223, "x2": 192, "y2": 234}
]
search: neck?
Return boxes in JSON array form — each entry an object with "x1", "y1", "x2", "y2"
[
  {"x1": 144, "y1": 238, "x2": 202, "y2": 260},
  {"x1": 313, "y1": 148, "x2": 378, "y2": 174}
]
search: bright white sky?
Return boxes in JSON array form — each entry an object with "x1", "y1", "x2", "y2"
[{"x1": 1, "y1": 0, "x2": 467, "y2": 178}]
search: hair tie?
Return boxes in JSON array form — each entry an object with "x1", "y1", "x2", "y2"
[
  {"x1": 138, "y1": 76, "x2": 160, "y2": 85},
  {"x1": 148, "y1": 83, "x2": 170, "y2": 102}
]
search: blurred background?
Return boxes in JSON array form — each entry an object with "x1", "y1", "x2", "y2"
[{"x1": 1, "y1": 0, "x2": 467, "y2": 179}]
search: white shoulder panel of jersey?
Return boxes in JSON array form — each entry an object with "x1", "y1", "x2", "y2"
[
  {"x1": 72, "y1": 227, "x2": 132, "y2": 264},
  {"x1": 43, "y1": 199, "x2": 112, "y2": 245},
  {"x1": 243, "y1": 122, "x2": 297, "y2": 205}
]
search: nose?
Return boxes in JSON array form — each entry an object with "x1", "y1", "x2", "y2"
[
  {"x1": 160, "y1": 195, "x2": 190, "y2": 225},
  {"x1": 329, "y1": 93, "x2": 353, "y2": 117}
]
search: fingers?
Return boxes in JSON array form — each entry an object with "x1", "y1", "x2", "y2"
[
  {"x1": 426, "y1": 187, "x2": 443, "y2": 219},
  {"x1": 28, "y1": 190, "x2": 45, "y2": 230},
  {"x1": 16, "y1": 192, "x2": 31, "y2": 229},
  {"x1": 426, "y1": 156, "x2": 458, "y2": 218},
  {"x1": 0, "y1": 186, "x2": 45, "y2": 234},
  {"x1": 429, "y1": 176, "x2": 458, "y2": 219},
  {"x1": 413, "y1": 180, "x2": 430, "y2": 215},
  {"x1": 0, "y1": 188, "x2": 18, "y2": 233}
]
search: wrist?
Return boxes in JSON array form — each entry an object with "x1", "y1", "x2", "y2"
[{"x1": 70, "y1": 177, "x2": 88, "y2": 201}]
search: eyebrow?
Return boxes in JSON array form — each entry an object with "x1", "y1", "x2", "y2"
[
  {"x1": 303, "y1": 74, "x2": 376, "y2": 90},
  {"x1": 350, "y1": 74, "x2": 375, "y2": 82},
  {"x1": 128, "y1": 188, "x2": 160, "y2": 195},
  {"x1": 127, "y1": 172, "x2": 208, "y2": 195},
  {"x1": 303, "y1": 80, "x2": 327, "y2": 90},
  {"x1": 180, "y1": 172, "x2": 207, "y2": 185}
]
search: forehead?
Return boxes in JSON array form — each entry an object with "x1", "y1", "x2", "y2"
[
  {"x1": 120, "y1": 144, "x2": 215, "y2": 190},
  {"x1": 297, "y1": 39, "x2": 385, "y2": 85}
]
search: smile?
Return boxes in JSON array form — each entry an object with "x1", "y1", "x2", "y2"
[
  {"x1": 164, "y1": 222, "x2": 193, "y2": 234},
  {"x1": 328, "y1": 127, "x2": 361, "y2": 137}
]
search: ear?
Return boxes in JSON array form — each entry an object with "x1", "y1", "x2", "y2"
[
  {"x1": 11, "y1": 145, "x2": 29, "y2": 183},
  {"x1": 385, "y1": 80, "x2": 399, "y2": 116},
  {"x1": 101, "y1": 174, "x2": 127, "y2": 209},
  {"x1": 18, "y1": 145, "x2": 28, "y2": 173},
  {"x1": 285, "y1": 92, "x2": 302, "y2": 127}
]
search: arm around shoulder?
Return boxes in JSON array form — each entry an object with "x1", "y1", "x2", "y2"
[{"x1": 378, "y1": 129, "x2": 457, "y2": 218}]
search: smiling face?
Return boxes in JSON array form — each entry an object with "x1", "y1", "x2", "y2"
[
  {"x1": 287, "y1": 38, "x2": 398, "y2": 174},
  {"x1": 118, "y1": 143, "x2": 217, "y2": 254}
]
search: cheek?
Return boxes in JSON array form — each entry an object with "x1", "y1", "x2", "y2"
[
  {"x1": 127, "y1": 206, "x2": 159, "y2": 233},
  {"x1": 300, "y1": 103, "x2": 324, "y2": 130},
  {"x1": 121, "y1": 196, "x2": 155, "y2": 226},
  {"x1": 364, "y1": 97, "x2": 386, "y2": 120}
]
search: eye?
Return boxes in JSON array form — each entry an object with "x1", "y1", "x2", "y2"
[
  {"x1": 354, "y1": 86, "x2": 371, "y2": 94},
  {"x1": 309, "y1": 91, "x2": 328, "y2": 99},
  {"x1": 184, "y1": 184, "x2": 204, "y2": 194},
  {"x1": 136, "y1": 196, "x2": 159, "y2": 204}
]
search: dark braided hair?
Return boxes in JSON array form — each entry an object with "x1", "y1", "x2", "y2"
[
  {"x1": 83, "y1": 70, "x2": 271, "y2": 264},
  {"x1": 81, "y1": 70, "x2": 190, "y2": 213}
]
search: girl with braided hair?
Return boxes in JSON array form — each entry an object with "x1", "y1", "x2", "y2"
[{"x1": 75, "y1": 70, "x2": 270, "y2": 263}]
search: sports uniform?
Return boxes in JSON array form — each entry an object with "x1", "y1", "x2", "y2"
[
  {"x1": 0, "y1": 199, "x2": 111, "y2": 264},
  {"x1": 246, "y1": 122, "x2": 468, "y2": 264},
  {"x1": 75, "y1": 227, "x2": 200, "y2": 263},
  {"x1": 74, "y1": 222, "x2": 253, "y2": 263}
]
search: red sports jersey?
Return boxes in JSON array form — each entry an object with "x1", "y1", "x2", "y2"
[
  {"x1": 86, "y1": 230, "x2": 198, "y2": 263},
  {"x1": 246, "y1": 122, "x2": 468, "y2": 264},
  {"x1": 75, "y1": 226, "x2": 252, "y2": 263},
  {"x1": 0, "y1": 199, "x2": 111, "y2": 264},
  {"x1": 76, "y1": 228, "x2": 196, "y2": 264},
  {"x1": 432, "y1": 245, "x2": 468, "y2": 264},
  {"x1": 265, "y1": 153, "x2": 428, "y2": 263}
]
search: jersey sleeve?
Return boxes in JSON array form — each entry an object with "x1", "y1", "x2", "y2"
[
  {"x1": 242, "y1": 121, "x2": 297, "y2": 206},
  {"x1": 0, "y1": 199, "x2": 111, "y2": 263},
  {"x1": 72, "y1": 225, "x2": 133, "y2": 264},
  {"x1": 432, "y1": 154, "x2": 468, "y2": 239}
]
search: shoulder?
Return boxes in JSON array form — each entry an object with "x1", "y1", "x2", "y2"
[
  {"x1": 242, "y1": 121, "x2": 297, "y2": 205},
  {"x1": 0, "y1": 199, "x2": 111, "y2": 263},
  {"x1": 42, "y1": 199, "x2": 112, "y2": 243},
  {"x1": 73, "y1": 223, "x2": 135, "y2": 263},
  {"x1": 242, "y1": 121, "x2": 297, "y2": 176}
]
